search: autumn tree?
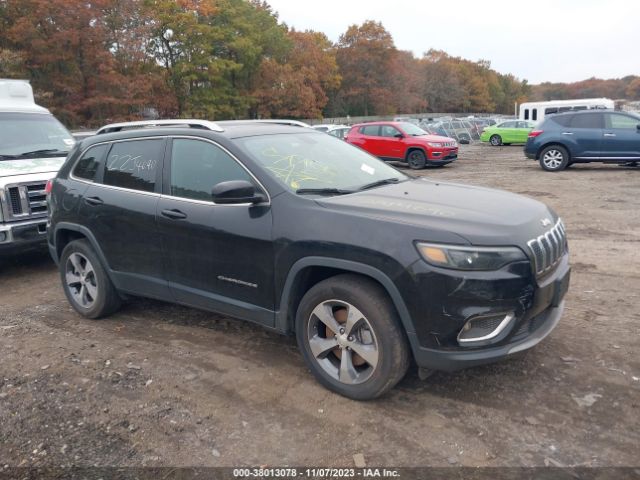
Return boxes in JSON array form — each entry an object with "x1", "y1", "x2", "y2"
[
  {"x1": 252, "y1": 29, "x2": 340, "y2": 118},
  {"x1": 336, "y1": 21, "x2": 397, "y2": 116}
]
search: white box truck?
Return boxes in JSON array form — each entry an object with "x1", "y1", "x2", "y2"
[
  {"x1": 0, "y1": 79, "x2": 75, "y2": 252},
  {"x1": 519, "y1": 98, "x2": 614, "y2": 123}
]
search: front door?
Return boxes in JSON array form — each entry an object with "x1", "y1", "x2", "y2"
[
  {"x1": 157, "y1": 137, "x2": 275, "y2": 327},
  {"x1": 378, "y1": 124, "x2": 404, "y2": 159},
  {"x1": 602, "y1": 113, "x2": 640, "y2": 159}
]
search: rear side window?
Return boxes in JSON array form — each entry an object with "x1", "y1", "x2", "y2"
[
  {"x1": 360, "y1": 125, "x2": 379, "y2": 136},
  {"x1": 103, "y1": 139, "x2": 164, "y2": 192},
  {"x1": 524, "y1": 109, "x2": 529, "y2": 120},
  {"x1": 73, "y1": 144, "x2": 108, "y2": 181},
  {"x1": 532, "y1": 109, "x2": 538, "y2": 121},
  {"x1": 550, "y1": 115, "x2": 573, "y2": 127},
  {"x1": 170, "y1": 139, "x2": 253, "y2": 202},
  {"x1": 571, "y1": 113, "x2": 603, "y2": 129}
]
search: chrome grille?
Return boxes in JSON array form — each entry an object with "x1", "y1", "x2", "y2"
[
  {"x1": 2, "y1": 182, "x2": 48, "y2": 220},
  {"x1": 527, "y1": 219, "x2": 567, "y2": 276}
]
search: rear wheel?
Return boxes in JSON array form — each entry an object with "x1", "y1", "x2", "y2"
[
  {"x1": 539, "y1": 145, "x2": 570, "y2": 172},
  {"x1": 406, "y1": 150, "x2": 426, "y2": 169},
  {"x1": 60, "y1": 239, "x2": 121, "y2": 319},
  {"x1": 295, "y1": 274, "x2": 410, "y2": 400},
  {"x1": 489, "y1": 134, "x2": 502, "y2": 146}
]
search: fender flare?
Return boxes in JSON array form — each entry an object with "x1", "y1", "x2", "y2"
[
  {"x1": 276, "y1": 256, "x2": 416, "y2": 337},
  {"x1": 52, "y1": 222, "x2": 112, "y2": 273}
]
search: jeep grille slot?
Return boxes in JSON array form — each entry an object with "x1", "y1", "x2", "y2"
[{"x1": 527, "y1": 219, "x2": 567, "y2": 276}]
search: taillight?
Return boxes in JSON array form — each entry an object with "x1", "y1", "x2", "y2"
[
  {"x1": 528, "y1": 130, "x2": 543, "y2": 138},
  {"x1": 45, "y1": 179, "x2": 53, "y2": 194}
]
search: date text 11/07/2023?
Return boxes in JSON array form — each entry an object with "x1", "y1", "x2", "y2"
[{"x1": 232, "y1": 468, "x2": 401, "y2": 478}]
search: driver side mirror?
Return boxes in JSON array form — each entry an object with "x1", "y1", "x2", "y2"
[
  {"x1": 394, "y1": 133, "x2": 404, "y2": 139},
  {"x1": 212, "y1": 180, "x2": 266, "y2": 205}
]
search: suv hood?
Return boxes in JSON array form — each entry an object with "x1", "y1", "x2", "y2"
[
  {"x1": 414, "y1": 134, "x2": 455, "y2": 143},
  {"x1": 317, "y1": 178, "x2": 556, "y2": 246},
  {"x1": 0, "y1": 157, "x2": 66, "y2": 178}
]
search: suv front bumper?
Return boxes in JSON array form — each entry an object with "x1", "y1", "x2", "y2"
[
  {"x1": 408, "y1": 300, "x2": 564, "y2": 371},
  {"x1": 0, "y1": 218, "x2": 48, "y2": 252}
]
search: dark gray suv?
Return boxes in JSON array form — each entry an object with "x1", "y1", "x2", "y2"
[{"x1": 525, "y1": 110, "x2": 640, "y2": 171}]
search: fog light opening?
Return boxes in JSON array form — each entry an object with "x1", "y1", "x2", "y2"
[{"x1": 457, "y1": 312, "x2": 515, "y2": 345}]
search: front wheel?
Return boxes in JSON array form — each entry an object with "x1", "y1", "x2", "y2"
[
  {"x1": 295, "y1": 274, "x2": 410, "y2": 400},
  {"x1": 406, "y1": 150, "x2": 426, "y2": 169},
  {"x1": 539, "y1": 145, "x2": 570, "y2": 171},
  {"x1": 489, "y1": 134, "x2": 502, "y2": 146}
]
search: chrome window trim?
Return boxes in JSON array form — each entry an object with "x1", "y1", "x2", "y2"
[{"x1": 68, "y1": 135, "x2": 271, "y2": 206}]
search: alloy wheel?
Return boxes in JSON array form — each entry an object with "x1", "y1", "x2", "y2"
[
  {"x1": 65, "y1": 252, "x2": 98, "y2": 308},
  {"x1": 306, "y1": 300, "x2": 379, "y2": 385},
  {"x1": 542, "y1": 149, "x2": 564, "y2": 169}
]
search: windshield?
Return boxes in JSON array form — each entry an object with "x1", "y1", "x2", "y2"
[
  {"x1": 236, "y1": 132, "x2": 408, "y2": 192},
  {"x1": 0, "y1": 113, "x2": 74, "y2": 158},
  {"x1": 399, "y1": 122, "x2": 428, "y2": 136}
]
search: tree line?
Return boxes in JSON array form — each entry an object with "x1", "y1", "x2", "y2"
[{"x1": 0, "y1": 0, "x2": 637, "y2": 128}]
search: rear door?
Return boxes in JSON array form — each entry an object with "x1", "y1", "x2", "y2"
[
  {"x1": 157, "y1": 137, "x2": 275, "y2": 326},
  {"x1": 568, "y1": 113, "x2": 603, "y2": 158},
  {"x1": 602, "y1": 113, "x2": 640, "y2": 159},
  {"x1": 354, "y1": 125, "x2": 381, "y2": 156},
  {"x1": 77, "y1": 137, "x2": 168, "y2": 298}
]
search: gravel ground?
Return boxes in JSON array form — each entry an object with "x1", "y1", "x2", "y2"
[{"x1": 0, "y1": 143, "x2": 639, "y2": 469}]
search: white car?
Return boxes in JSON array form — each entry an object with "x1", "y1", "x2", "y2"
[{"x1": 312, "y1": 124, "x2": 351, "y2": 139}]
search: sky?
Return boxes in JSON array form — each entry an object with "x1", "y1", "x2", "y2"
[{"x1": 265, "y1": 0, "x2": 637, "y2": 84}]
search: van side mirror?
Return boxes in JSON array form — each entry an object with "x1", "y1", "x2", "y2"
[{"x1": 212, "y1": 180, "x2": 265, "y2": 204}]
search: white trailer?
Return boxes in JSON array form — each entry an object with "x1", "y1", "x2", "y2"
[{"x1": 518, "y1": 98, "x2": 614, "y2": 123}]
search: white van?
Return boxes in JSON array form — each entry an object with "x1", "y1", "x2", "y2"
[
  {"x1": 0, "y1": 79, "x2": 75, "y2": 252},
  {"x1": 519, "y1": 98, "x2": 614, "y2": 123}
]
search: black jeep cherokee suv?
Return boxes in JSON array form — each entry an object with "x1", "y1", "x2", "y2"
[{"x1": 47, "y1": 119, "x2": 571, "y2": 400}]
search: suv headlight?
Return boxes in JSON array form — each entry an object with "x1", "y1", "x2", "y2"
[
  {"x1": 427, "y1": 142, "x2": 443, "y2": 147},
  {"x1": 416, "y1": 242, "x2": 527, "y2": 271}
]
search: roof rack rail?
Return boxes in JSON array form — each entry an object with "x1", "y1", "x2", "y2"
[
  {"x1": 216, "y1": 119, "x2": 311, "y2": 128},
  {"x1": 96, "y1": 119, "x2": 224, "y2": 135}
]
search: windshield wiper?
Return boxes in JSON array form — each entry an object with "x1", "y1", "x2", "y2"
[
  {"x1": 296, "y1": 187, "x2": 355, "y2": 196},
  {"x1": 357, "y1": 177, "x2": 402, "y2": 191},
  {"x1": 13, "y1": 149, "x2": 70, "y2": 158}
]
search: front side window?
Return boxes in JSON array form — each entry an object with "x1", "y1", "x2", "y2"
[
  {"x1": 170, "y1": 139, "x2": 252, "y2": 201},
  {"x1": 103, "y1": 139, "x2": 164, "y2": 192},
  {"x1": 236, "y1": 132, "x2": 408, "y2": 192},
  {"x1": 73, "y1": 144, "x2": 109, "y2": 181},
  {"x1": 380, "y1": 125, "x2": 401, "y2": 137},
  {"x1": 606, "y1": 113, "x2": 640, "y2": 130}
]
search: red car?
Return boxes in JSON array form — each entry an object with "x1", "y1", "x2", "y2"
[{"x1": 345, "y1": 121, "x2": 458, "y2": 169}]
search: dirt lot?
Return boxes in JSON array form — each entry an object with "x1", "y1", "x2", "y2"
[{"x1": 1, "y1": 143, "x2": 639, "y2": 469}]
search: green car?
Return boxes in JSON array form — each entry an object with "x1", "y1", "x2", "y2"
[{"x1": 480, "y1": 120, "x2": 537, "y2": 146}]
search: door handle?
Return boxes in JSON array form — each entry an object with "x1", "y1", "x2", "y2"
[
  {"x1": 161, "y1": 209, "x2": 187, "y2": 220},
  {"x1": 561, "y1": 132, "x2": 574, "y2": 135},
  {"x1": 84, "y1": 196, "x2": 103, "y2": 206},
  {"x1": 603, "y1": 133, "x2": 616, "y2": 137}
]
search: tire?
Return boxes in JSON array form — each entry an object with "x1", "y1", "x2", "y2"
[
  {"x1": 489, "y1": 134, "x2": 502, "y2": 146},
  {"x1": 458, "y1": 134, "x2": 471, "y2": 144},
  {"x1": 295, "y1": 274, "x2": 410, "y2": 400},
  {"x1": 406, "y1": 149, "x2": 426, "y2": 169},
  {"x1": 59, "y1": 239, "x2": 121, "y2": 319},
  {"x1": 539, "y1": 145, "x2": 570, "y2": 172}
]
